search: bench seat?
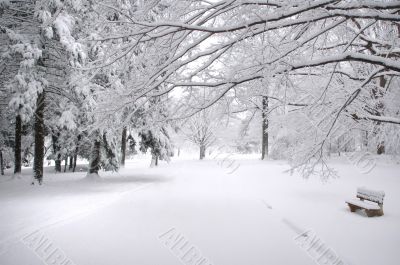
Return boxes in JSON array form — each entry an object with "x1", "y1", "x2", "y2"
[
  {"x1": 345, "y1": 199, "x2": 381, "y2": 210},
  {"x1": 346, "y1": 187, "x2": 385, "y2": 217}
]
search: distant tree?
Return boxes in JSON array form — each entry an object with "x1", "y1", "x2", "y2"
[
  {"x1": 139, "y1": 128, "x2": 173, "y2": 167},
  {"x1": 182, "y1": 110, "x2": 217, "y2": 160}
]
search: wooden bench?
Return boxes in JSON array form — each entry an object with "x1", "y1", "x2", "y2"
[{"x1": 346, "y1": 187, "x2": 385, "y2": 217}]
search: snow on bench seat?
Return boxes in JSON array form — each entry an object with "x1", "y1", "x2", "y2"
[
  {"x1": 357, "y1": 187, "x2": 385, "y2": 204},
  {"x1": 345, "y1": 199, "x2": 381, "y2": 210}
]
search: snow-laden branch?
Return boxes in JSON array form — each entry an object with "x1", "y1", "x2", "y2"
[
  {"x1": 128, "y1": 1, "x2": 399, "y2": 36},
  {"x1": 326, "y1": 1, "x2": 400, "y2": 10},
  {"x1": 168, "y1": 52, "x2": 399, "y2": 90},
  {"x1": 362, "y1": 114, "x2": 400, "y2": 125},
  {"x1": 288, "y1": 52, "x2": 400, "y2": 72},
  {"x1": 131, "y1": 0, "x2": 337, "y2": 33}
]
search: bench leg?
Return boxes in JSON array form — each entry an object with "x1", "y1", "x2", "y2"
[
  {"x1": 348, "y1": 204, "x2": 357, "y2": 212},
  {"x1": 365, "y1": 210, "x2": 375, "y2": 217},
  {"x1": 378, "y1": 208, "x2": 384, "y2": 216}
]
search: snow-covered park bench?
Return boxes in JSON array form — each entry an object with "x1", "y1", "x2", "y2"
[{"x1": 346, "y1": 188, "x2": 385, "y2": 217}]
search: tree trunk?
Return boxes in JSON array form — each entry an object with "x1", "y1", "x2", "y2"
[
  {"x1": 14, "y1": 115, "x2": 22, "y2": 174},
  {"x1": 64, "y1": 156, "x2": 68, "y2": 172},
  {"x1": 199, "y1": 144, "x2": 206, "y2": 160},
  {"x1": 103, "y1": 133, "x2": 117, "y2": 171},
  {"x1": 89, "y1": 138, "x2": 101, "y2": 174},
  {"x1": 72, "y1": 134, "x2": 81, "y2": 172},
  {"x1": 33, "y1": 92, "x2": 45, "y2": 184},
  {"x1": 121, "y1": 126, "x2": 127, "y2": 167},
  {"x1": 52, "y1": 133, "x2": 61, "y2": 172},
  {"x1": 377, "y1": 142, "x2": 385, "y2": 155},
  {"x1": 364, "y1": 131, "x2": 368, "y2": 149},
  {"x1": 0, "y1": 150, "x2": 4, "y2": 175},
  {"x1": 69, "y1": 156, "x2": 73, "y2": 170},
  {"x1": 73, "y1": 154, "x2": 78, "y2": 172},
  {"x1": 328, "y1": 142, "x2": 331, "y2": 158},
  {"x1": 261, "y1": 96, "x2": 269, "y2": 160},
  {"x1": 374, "y1": 76, "x2": 386, "y2": 154},
  {"x1": 150, "y1": 154, "x2": 157, "y2": 167}
]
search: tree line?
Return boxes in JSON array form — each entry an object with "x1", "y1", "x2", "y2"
[{"x1": 1, "y1": 0, "x2": 399, "y2": 182}]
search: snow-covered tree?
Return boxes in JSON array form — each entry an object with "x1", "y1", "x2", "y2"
[
  {"x1": 181, "y1": 109, "x2": 218, "y2": 160},
  {"x1": 95, "y1": 0, "x2": 399, "y2": 177}
]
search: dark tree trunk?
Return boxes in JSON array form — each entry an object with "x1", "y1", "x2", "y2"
[
  {"x1": 0, "y1": 150, "x2": 4, "y2": 175},
  {"x1": 55, "y1": 158, "x2": 61, "y2": 172},
  {"x1": 121, "y1": 126, "x2": 127, "y2": 167},
  {"x1": 364, "y1": 131, "x2": 368, "y2": 149},
  {"x1": 52, "y1": 133, "x2": 61, "y2": 172},
  {"x1": 261, "y1": 96, "x2": 269, "y2": 160},
  {"x1": 377, "y1": 142, "x2": 385, "y2": 155},
  {"x1": 64, "y1": 156, "x2": 68, "y2": 172},
  {"x1": 375, "y1": 76, "x2": 386, "y2": 154},
  {"x1": 14, "y1": 115, "x2": 22, "y2": 174},
  {"x1": 33, "y1": 92, "x2": 45, "y2": 184},
  {"x1": 150, "y1": 154, "x2": 157, "y2": 167},
  {"x1": 199, "y1": 144, "x2": 206, "y2": 160},
  {"x1": 89, "y1": 138, "x2": 101, "y2": 174},
  {"x1": 69, "y1": 156, "x2": 73, "y2": 170},
  {"x1": 73, "y1": 154, "x2": 78, "y2": 172},
  {"x1": 103, "y1": 133, "x2": 117, "y2": 170},
  {"x1": 73, "y1": 134, "x2": 81, "y2": 172}
]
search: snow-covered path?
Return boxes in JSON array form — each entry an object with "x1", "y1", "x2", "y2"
[{"x1": 0, "y1": 158, "x2": 399, "y2": 265}]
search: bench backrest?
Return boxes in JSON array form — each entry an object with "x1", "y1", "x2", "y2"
[{"x1": 357, "y1": 187, "x2": 385, "y2": 205}]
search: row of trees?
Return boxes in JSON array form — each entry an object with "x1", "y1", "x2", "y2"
[
  {"x1": 150, "y1": 0, "x2": 400, "y2": 170},
  {"x1": 0, "y1": 0, "x2": 176, "y2": 183},
  {"x1": 1, "y1": 0, "x2": 399, "y2": 181}
]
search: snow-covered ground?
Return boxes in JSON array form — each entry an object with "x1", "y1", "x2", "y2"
[{"x1": 0, "y1": 156, "x2": 399, "y2": 265}]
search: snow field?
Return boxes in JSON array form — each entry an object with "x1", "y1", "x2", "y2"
[{"x1": 0, "y1": 157, "x2": 399, "y2": 265}]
